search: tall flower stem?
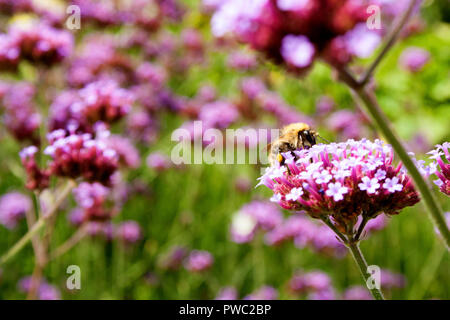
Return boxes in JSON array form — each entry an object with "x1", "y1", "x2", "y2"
[
  {"x1": 333, "y1": 0, "x2": 450, "y2": 248},
  {"x1": 0, "y1": 180, "x2": 76, "y2": 267},
  {"x1": 339, "y1": 69, "x2": 450, "y2": 249},
  {"x1": 347, "y1": 241, "x2": 385, "y2": 300}
]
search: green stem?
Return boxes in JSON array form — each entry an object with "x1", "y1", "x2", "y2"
[
  {"x1": 352, "y1": 86, "x2": 450, "y2": 249},
  {"x1": 0, "y1": 180, "x2": 76, "y2": 266},
  {"x1": 320, "y1": 216, "x2": 347, "y2": 244},
  {"x1": 347, "y1": 242, "x2": 385, "y2": 300}
]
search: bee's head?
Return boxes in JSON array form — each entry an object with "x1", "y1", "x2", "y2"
[{"x1": 298, "y1": 130, "x2": 317, "y2": 149}]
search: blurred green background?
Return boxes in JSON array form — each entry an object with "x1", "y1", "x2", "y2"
[{"x1": 0, "y1": 0, "x2": 449, "y2": 299}]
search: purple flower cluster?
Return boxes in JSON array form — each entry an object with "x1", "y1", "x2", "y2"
[
  {"x1": 244, "y1": 286, "x2": 278, "y2": 300},
  {"x1": 146, "y1": 152, "x2": 173, "y2": 172},
  {"x1": 258, "y1": 139, "x2": 420, "y2": 235},
  {"x1": 18, "y1": 276, "x2": 61, "y2": 300},
  {"x1": 184, "y1": 250, "x2": 214, "y2": 272},
  {"x1": 399, "y1": 47, "x2": 430, "y2": 73},
  {"x1": 72, "y1": 182, "x2": 111, "y2": 222},
  {"x1": 427, "y1": 142, "x2": 450, "y2": 196},
  {"x1": 1, "y1": 82, "x2": 40, "y2": 142},
  {"x1": 0, "y1": 19, "x2": 73, "y2": 70},
  {"x1": 210, "y1": 0, "x2": 381, "y2": 70},
  {"x1": 115, "y1": 221, "x2": 142, "y2": 244},
  {"x1": 49, "y1": 80, "x2": 134, "y2": 134},
  {"x1": 0, "y1": 192, "x2": 31, "y2": 229},
  {"x1": 230, "y1": 200, "x2": 282, "y2": 243},
  {"x1": 19, "y1": 146, "x2": 50, "y2": 190},
  {"x1": 264, "y1": 215, "x2": 347, "y2": 257},
  {"x1": 42, "y1": 129, "x2": 119, "y2": 185},
  {"x1": 289, "y1": 270, "x2": 335, "y2": 299}
]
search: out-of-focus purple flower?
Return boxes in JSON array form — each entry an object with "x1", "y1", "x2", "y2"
[
  {"x1": 380, "y1": 269, "x2": 406, "y2": 289},
  {"x1": 105, "y1": 135, "x2": 141, "y2": 169},
  {"x1": 399, "y1": 47, "x2": 430, "y2": 72},
  {"x1": 147, "y1": 152, "x2": 172, "y2": 172},
  {"x1": 116, "y1": 220, "x2": 142, "y2": 244},
  {"x1": 75, "y1": 80, "x2": 134, "y2": 124},
  {"x1": 136, "y1": 62, "x2": 167, "y2": 88},
  {"x1": 281, "y1": 35, "x2": 315, "y2": 69},
  {"x1": 427, "y1": 142, "x2": 450, "y2": 196},
  {"x1": 182, "y1": 28, "x2": 204, "y2": 53},
  {"x1": 18, "y1": 276, "x2": 61, "y2": 300},
  {"x1": 326, "y1": 110, "x2": 363, "y2": 140},
  {"x1": 230, "y1": 200, "x2": 282, "y2": 243},
  {"x1": 215, "y1": 287, "x2": 238, "y2": 300},
  {"x1": 0, "y1": 34, "x2": 20, "y2": 71},
  {"x1": 86, "y1": 221, "x2": 114, "y2": 240},
  {"x1": 73, "y1": 182, "x2": 110, "y2": 221},
  {"x1": 258, "y1": 139, "x2": 420, "y2": 237},
  {"x1": 240, "y1": 77, "x2": 267, "y2": 100},
  {"x1": 244, "y1": 285, "x2": 278, "y2": 300},
  {"x1": 308, "y1": 288, "x2": 337, "y2": 300},
  {"x1": 184, "y1": 250, "x2": 214, "y2": 272},
  {"x1": 126, "y1": 111, "x2": 159, "y2": 144},
  {"x1": 44, "y1": 129, "x2": 119, "y2": 185},
  {"x1": 344, "y1": 23, "x2": 381, "y2": 59},
  {"x1": 8, "y1": 19, "x2": 73, "y2": 66},
  {"x1": 343, "y1": 285, "x2": 373, "y2": 300},
  {"x1": 363, "y1": 214, "x2": 388, "y2": 234},
  {"x1": 19, "y1": 146, "x2": 50, "y2": 190},
  {"x1": 289, "y1": 270, "x2": 332, "y2": 295},
  {"x1": 210, "y1": 0, "x2": 370, "y2": 70},
  {"x1": 0, "y1": 192, "x2": 31, "y2": 229},
  {"x1": 199, "y1": 101, "x2": 239, "y2": 129},
  {"x1": 1, "y1": 82, "x2": 40, "y2": 142}
]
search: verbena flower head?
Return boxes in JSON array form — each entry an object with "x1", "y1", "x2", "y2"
[
  {"x1": 19, "y1": 145, "x2": 50, "y2": 190},
  {"x1": 399, "y1": 46, "x2": 430, "y2": 73},
  {"x1": 18, "y1": 276, "x2": 61, "y2": 300},
  {"x1": 8, "y1": 19, "x2": 73, "y2": 66},
  {"x1": 115, "y1": 220, "x2": 142, "y2": 244},
  {"x1": 244, "y1": 286, "x2": 278, "y2": 300},
  {"x1": 184, "y1": 250, "x2": 214, "y2": 272},
  {"x1": 427, "y1": 142, "x2": 450, "y2": 196},
  {"x1": 44, "y1": 129, "x2": 118, "y2": 185},
  {"x1": 289, "y1": 270, "x2": 332, "y2": 295},
  {"x1": 215, "y1": 287, "x2": 238, "y2": 300},
  {"x1": 258, "y1": 139, "x2": 420, "y2": 235},
  {"x1": 73, "y1": 182, "x2": 111, "y2": 221},
  {"x1": 343, "y1": 286, "x2": 373, "y2": 300},
  {"x1": 210, "y1": 0, "x2": 381, "y2": 70},
  {"x1": 0, "y1": 192, "x2": 31, "y2": 229},
  {"x1": 2, "y1": 82, "x2": 40, "y2": 142},
  {"x1": 75, "y1": 80, "x2": 134, "y2": 124}
]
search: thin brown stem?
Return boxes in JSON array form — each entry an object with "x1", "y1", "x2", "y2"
[
  {"x1": 0, "y1": 180, "x2": 76, "y2": 266},
  {"x1": 50, "y1": 224, "x2": 88, "y2": 261}
]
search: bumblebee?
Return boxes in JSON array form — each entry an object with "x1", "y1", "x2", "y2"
[{"x1": 268, "y1": 122, "x2": 318, "y2": 167}]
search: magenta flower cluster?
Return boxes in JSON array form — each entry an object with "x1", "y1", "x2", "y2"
[
  {"x1": 258, "y1": 139, "x2": 420, "y2": 234},
  {"x1": 42, "y1": 129, "x2": 119, "y2": 185},
  {"x1": 0, "y1": 20, "x2": 73, "y2": 70},
  {"x1": 0, "y1": 192, "x2": 31, "y2": 229},
  {"x1": 428, "y1": 142, "x2": 450, "y2": 196},
  {"x1": 210, "y1": 0, "x2": 381, "y2": 71}
]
